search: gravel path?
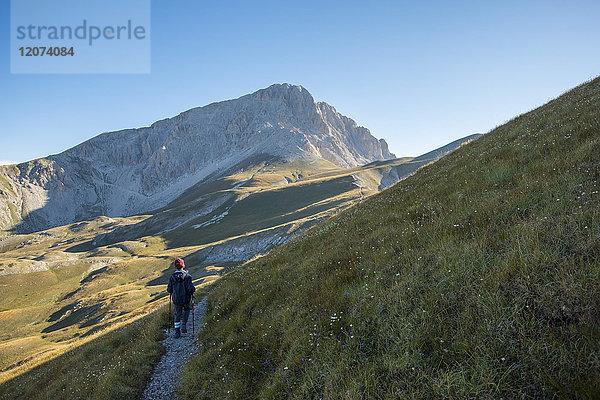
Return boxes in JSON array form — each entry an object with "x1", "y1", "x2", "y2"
[{"x1": 141, "y1": 297, "x2": 207, "y2": 400}]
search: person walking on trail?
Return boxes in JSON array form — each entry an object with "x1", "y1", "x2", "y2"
[{"x1": 167, "y1": 258, "x2": 196, "y2": 339}]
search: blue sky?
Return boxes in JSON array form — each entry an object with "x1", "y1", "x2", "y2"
[{"x1": 1, "y1": 0, "x2": 599, "y2": 163}]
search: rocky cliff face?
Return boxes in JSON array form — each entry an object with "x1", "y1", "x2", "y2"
[{"x1": 0, "y1": 84, "x2": 394, "y2": 233}]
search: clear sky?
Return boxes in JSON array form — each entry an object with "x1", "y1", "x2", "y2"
[{"x1": 1, "y1": 0, "x2": 599, "y2": 164}]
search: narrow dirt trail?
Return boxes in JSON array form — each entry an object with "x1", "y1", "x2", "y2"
[{"x1": 141, "y1": 297, "x2": 207, "y2": 400}]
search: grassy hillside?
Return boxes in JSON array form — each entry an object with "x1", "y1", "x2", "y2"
[
  {"x1": 0, "y1": 307, "x2": 167, "y2": 400},
  {"x1": 0, "y1": 150, "x2": 435, "y2": 384},
  {"x1": 97, "y1": 155, "x2": 419, "y2": 249},
  {"x1": 180, "y1": 77, "x2": 600, "y2": 399},
  {"x1": 0, "y1": 216, "x2": 221, "y2": 382}
]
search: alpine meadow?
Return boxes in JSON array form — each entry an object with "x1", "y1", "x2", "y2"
[
  {"x1": 0, "y1": 84, "x2": 476, "y2": 399},
  {"x1": 0, "y1": 75, "x2": 599, "y2": 399},
  {"x1": 179, "y1": 77, "x2": 600, "y2": 399},
  {"x1": 2, "y1": 1, "x2": 600, "y2": 399}
]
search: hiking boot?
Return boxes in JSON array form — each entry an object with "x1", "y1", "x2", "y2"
[
  {"x1": 181, "y1": 324, "x2": 187, "y2": 333},
  {"x1": 174, "y1": 328, "x2": 181, "y2": 339}
]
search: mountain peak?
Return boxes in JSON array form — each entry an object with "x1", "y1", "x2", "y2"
[
  {"x1": 265, "y1": 82, "x2": 305, "y2": 91},
  {"x1": 249, "y1": 83, "x2": 317, "y2": 106},
  {"x1": 1, "y1": 84, "x2": 394, "y2": 232}
]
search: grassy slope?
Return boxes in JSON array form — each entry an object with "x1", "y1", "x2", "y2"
[
  {"x1": 109, "y1": 156, "x2": 417, "y2": 248},
  {"x1": 0, "y1": 155, "x2": 398, "y2": 375},
  {"x1": 180, "y1": 77, "x2": 600, "y2": 399},
  {"x1": 0, "y1": 155, "x2": 417, "y2": 388},
  {"x1": 165, "y1": 176, "x2": 358, "y2": 247},
  {"x1": 0, "y1": 217, "x2": 221, "y2": 381},
  {"x1": 0, "y1": 307, "x2": 167, "y2": 400}
]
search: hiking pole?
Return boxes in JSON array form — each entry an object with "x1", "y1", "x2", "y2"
[
  {"x1": 192, "y1": 298, "x2": 195, "y2": 335},
  {"x1": 168, "y1": 295, "x2": 172, "y2": 334}
]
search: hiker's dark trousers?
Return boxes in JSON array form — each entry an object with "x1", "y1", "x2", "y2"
[{"x1": 174, "y1": 303, "x2": 191, "y2": 329}]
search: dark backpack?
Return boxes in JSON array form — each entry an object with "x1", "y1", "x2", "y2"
[{"x1": 168, "y1": 270, "x2": 195, "y2": 305}]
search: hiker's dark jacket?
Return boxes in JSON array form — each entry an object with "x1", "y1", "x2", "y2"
[{"x1": 167, "y1": 270, "x2": 195, "y2": 305}]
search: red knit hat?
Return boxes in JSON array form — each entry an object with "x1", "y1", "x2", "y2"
[{"x1": 174, "y1": 258, "x2": 185, "y2": 268}]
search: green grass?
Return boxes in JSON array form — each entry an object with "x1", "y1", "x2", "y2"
[
  {"x1": 165, "y1": 176, "x2": 358, "y2": 247},
  {"x1": 0, "y1": 307, "x2": 167, "y2": 400},
  {"x1": 0, "y1": 200, "x2": 227, "y2": 379},
  {"x1": 0, "y1": 218, "x2": 168, "y2": 375},
  {"x1": 179, "y1": 77, "x2": 600, "y2": 399},
  {"x1": 96, "y1": 154, "x2": 424, "y2": 251}
]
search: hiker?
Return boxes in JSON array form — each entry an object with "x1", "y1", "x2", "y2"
[{"x1": 167, "y1": 258, "x2": 195, "y2": 338}]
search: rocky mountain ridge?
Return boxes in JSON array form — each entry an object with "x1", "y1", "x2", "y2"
[{"x1": 0, "y1": 84, "x2": 394, "y2": 233}]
